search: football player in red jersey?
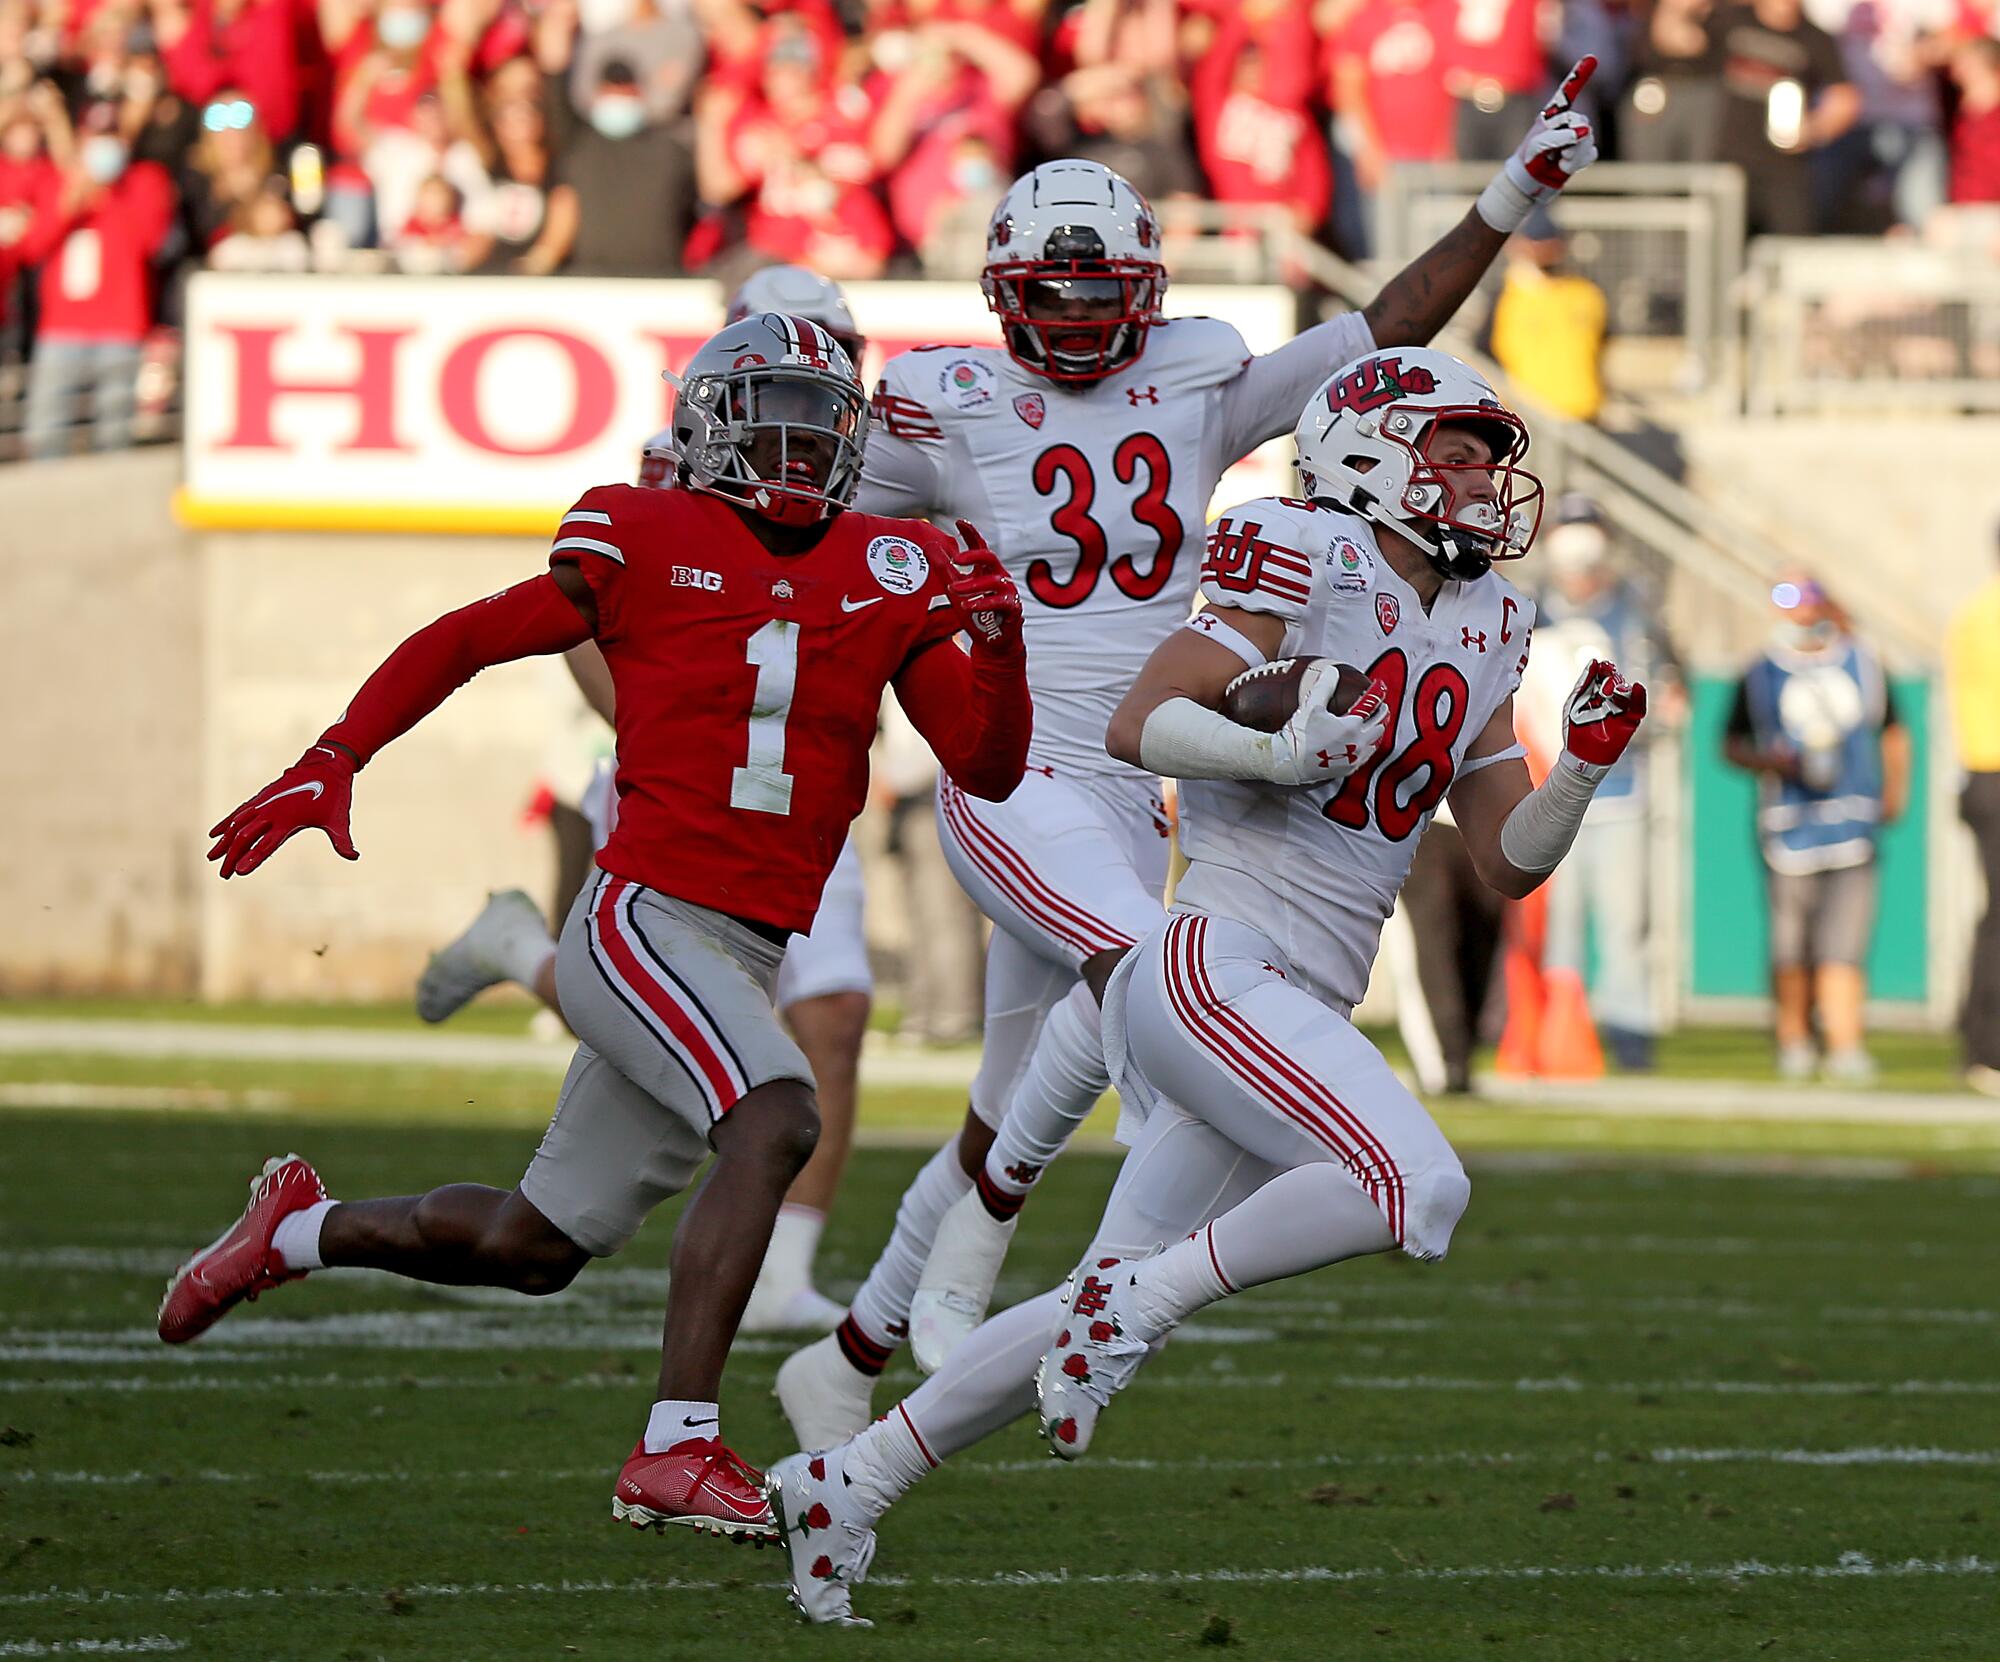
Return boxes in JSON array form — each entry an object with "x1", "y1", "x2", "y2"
[{"x1": 159, "y1": 312, "x2": 1032, "y2": 1545}]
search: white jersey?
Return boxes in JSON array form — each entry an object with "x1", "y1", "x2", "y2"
[
  {"x1": 853, "y1": 312, "x2": 1376, "y2": 780},
  {"x1": 1175, "y1": 497, "x2": 1533, "y2": 1010}
]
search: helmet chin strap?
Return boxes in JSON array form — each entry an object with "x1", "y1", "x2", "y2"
[{"x1": 1426, "y1": 524, "x2": 1495, "y2": 582}]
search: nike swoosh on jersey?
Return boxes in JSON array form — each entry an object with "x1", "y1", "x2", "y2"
[
  {"x1": 258, "y1": 781, "x2": 326, "y2": 807},
  {"x1": 841, "y1": 595, "x2": 884, "y2": 613}
]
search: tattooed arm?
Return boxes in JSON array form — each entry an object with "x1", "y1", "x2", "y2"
[{"x1": 1361, "y1": 56, "x2": 1601, "y2": 350}]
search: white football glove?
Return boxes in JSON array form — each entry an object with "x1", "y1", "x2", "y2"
[
  {"x1": 1476, "y1": 56, "x2": 1600, "y2": 235},
  {"x1": 1267, "y1": 662, "x2": 1392, "y2": 787}
]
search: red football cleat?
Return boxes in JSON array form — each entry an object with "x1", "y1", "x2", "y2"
[
  {"x1": 611, "y1": 1438, "x2": 778, "y2": 1543},
  {"x1": 157, "y1": 1153, "x2": 327, "y2": 1345}
]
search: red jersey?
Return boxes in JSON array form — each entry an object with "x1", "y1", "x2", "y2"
[
  {"x1": 551, "y1": 485, "x2": 965, "y2": 933},
  {"x1": 1447, "y1": 0, "x2": 1545, "y2": 98},
  {"x1": 1336, "y1": 0, "x2": 1457, "y2": 161}
]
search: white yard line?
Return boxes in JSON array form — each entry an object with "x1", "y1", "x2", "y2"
[
  {"x1": 9, "y1": 1446, "x2": 1994, "y2": 1490},
  {"x1": 5, "y1": 1368, "x2": 1998, "y2": 1397},
  {"x1": 3, "y1": 1014, "x2": 1997, "y2": 1125},
  {"x1": 0, "y1": 1554, "x2": 1991, "y2": 1611},
  {"x1": 0, "y1": 1641, "x2": 185, "y2": 1656}
]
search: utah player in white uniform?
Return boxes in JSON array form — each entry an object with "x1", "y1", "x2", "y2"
[
  {"x1": 781, "y1": 56, "x2": 1605, "y2": 1442},
  {"x1": 415, "y1": 265, "x2": 876, "y2": 1333},
  {"x1": 765, "y1": 348, "x2": 1649, "y2": 1625}
]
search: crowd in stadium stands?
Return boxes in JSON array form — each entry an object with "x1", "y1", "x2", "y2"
[{"x1": 4, "y1": 0, "x2": 2000, "y2": 448}]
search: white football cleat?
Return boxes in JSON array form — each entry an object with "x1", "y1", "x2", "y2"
[
  {"x1": 416, "y1": 889, "x2": 553, "y2": 1024},
  {"x1": 741, "y1": 1281, "x2": 847, "y2": 1335},
  {"x1": 908, "y1": 1189, "x2": 1018, "y2": 1374},
  {"x1": 774, "y1": 1333, "x2": 877, "y2": 1452},
  {"x1": 1035, "y1": 1255, "x2": 1156, "y2": 1461},
  {"x1": 767, "y1": 1446, "x2": 877, "y2": 1627}
]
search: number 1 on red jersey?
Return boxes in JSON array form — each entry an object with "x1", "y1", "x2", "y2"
[{"x1": 731, "y1": 619, "x2": 798, "y2": 815}]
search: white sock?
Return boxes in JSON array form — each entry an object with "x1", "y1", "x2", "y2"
[
  {"x1": 758, "y1": 1204, "x2": 825, "y2": 1296},
  {"x1": 841, "y1": 1403, "x2": 937, "y2": 1520},
  {"x1": 1133, "y1": 1164, "x2": 1395, "y2": 1333},
  {"x1": 844, "y1": 1133, "x2": 973, "y2": 1356},
  {"x1": 270, "y1": 1199, "x2": 337, "y2": 1272},
  {"x1": 505, "y1": 937, "x2": 557, "y2": 990},
  {"x1": 644, "y1": 1398, "x2": 720, "y2": 1452},
  {"x1": 900, "y1": 1286, "x2": 1063, "y2": 1451},
  {"x1": 977, "y1": 983, "x2": 1107, "y2": 1219}
]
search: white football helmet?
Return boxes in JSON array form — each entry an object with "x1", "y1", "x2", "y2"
[
  {"x1": 981, "y1": 159, "x2": 1166, "y2": 384},
  {"x1": 1293, "y1": 347, "x2": 1544, "y2": 581},
  {"x1": 725, "y1": 264, "x2": 864, "y2": 366},
  {"x1": 671, "y1": 312, "x2": 867, "y2": 527},
  {"x1": 637, "y1": 428, "x2": 676, "y2": 489}
]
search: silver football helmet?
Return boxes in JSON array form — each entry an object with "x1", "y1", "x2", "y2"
[{"x1": 670, "y1": 312, "x2": 867, "y2": 527}]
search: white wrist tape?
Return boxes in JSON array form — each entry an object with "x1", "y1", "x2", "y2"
[
  {"x1": 1475, "y1": 171, "x2": 1537, "y2": 236},
  {"x1": 1497, "y1": 750, "x2": 1610, "y2": 873},
  {"x1": 1138, "y1": 696, "x2": 1281, "y2": 783}
]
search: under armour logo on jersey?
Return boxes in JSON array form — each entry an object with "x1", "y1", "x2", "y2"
[
  {"x1": 1461, "y1": 627, "x2": 1488, "y2": 652},
  {"x1": 1126, "y1": 385, "x2": 1159, "y2": 406}
]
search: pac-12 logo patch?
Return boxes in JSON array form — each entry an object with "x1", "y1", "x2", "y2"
[
  {"x1": 1013, "y1": 392, "x2": 1046, "y2": 428},
  {"x1": 1376, "y1": 592, "x2": 1401, "y2": 635},
  {"x1": 939, "y1": 356, "x2": 997, "y2": 411},
  {"x1": 867, "y1": 535, "x2": 929, "y2": 596}
]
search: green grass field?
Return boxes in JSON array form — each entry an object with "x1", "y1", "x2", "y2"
[{"x1": 2, "y1": 1049, "x2": 1997, "y2": 1660}]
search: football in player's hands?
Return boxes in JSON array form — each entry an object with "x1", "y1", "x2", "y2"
[{"x1": 1220, "y1": 656, "x2": 1373, "y2": 733}]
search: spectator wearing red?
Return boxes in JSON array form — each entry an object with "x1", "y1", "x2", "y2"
[
  {"x1": 1329, "y1": 0, "x2": 1458, "y2": 191},
  {"x1": 693, "y1": 23, "x2": 889, "y2": 275},
  {"x1": 1191, "y1": 1, "x2": 1331, "y2": 232},
  {"x1": 733, "y1": 150, "x2": 895, "y2": 274},
  {"x1": 1446, "y1": 0, "x2": 1548, "y2": 161},
  {"x1": 871, "y1": 0, "x2": 1048, "y2": 59},
  {"x1": 0, "y1": 89, "x2": 62, "y2": 353},
  {"x1": 869, "y1": 17, "x2": 1036, "y2": 252},
  {"x1": 18, "y1": 100, "x2": 176, "y2": 456},
  {"x1": 697, "y1": 0, "x2": 845, "y2": 96},
  {"x1": 1949, "y1": 35, "x2": 2000, "y2": 202},
  {"x1": 322, "y1": 0, "x2": 452, "y2": 244},
  {"x1": 149, "y1": 0, "x2": 303, "y2": 143}
]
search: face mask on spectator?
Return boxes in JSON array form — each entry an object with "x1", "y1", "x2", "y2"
[
  {"x1": 81, "y1": 134, "x2": 128, "y2": 183},
  {"x1": 589, "y1": 94, "x2": 646, "y2": 138},
  {"x1": 951, "y1": 155, "x2": 998, "y2": 193},
  {"x1": 377, "y1": 8, "x2": 432, "y2": 50}
]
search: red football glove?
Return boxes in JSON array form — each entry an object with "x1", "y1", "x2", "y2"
[
  {"x1": 207, "y1": 743, "x2": 359, "y2": 879},
  {"x1": 1560, "y1": 658, "x2": 1647, "y2": 768},
  {"x1": 945, "y1": 518, "x2": 1023, "y2": 655}
]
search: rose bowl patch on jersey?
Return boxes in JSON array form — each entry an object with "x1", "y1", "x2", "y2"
[
  {"x1": 867, "y1": 535, "x2": 930, "y2": 595},
  {"x1": 939, "y1": 357, "x2": 997, "y2": 411}
]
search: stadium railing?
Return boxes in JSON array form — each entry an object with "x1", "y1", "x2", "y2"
[
  {"x1": 1376, "y1": 162, "x2": 1747, "y2": 402},
  {"x1": 1742, "y1": 228, "x2": 2000, "y2": 416}
]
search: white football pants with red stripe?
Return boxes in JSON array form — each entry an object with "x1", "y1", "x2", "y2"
[
  {"x1": 834, "y1": 769, "x2": 1170, "y2": 1362},
  {"x1": 1114, "y1": 910, "x2": 1470, "y2": 1262},
  {"x1": 935, "y1": 767, "x2": 1170, "y2": 1128}
]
